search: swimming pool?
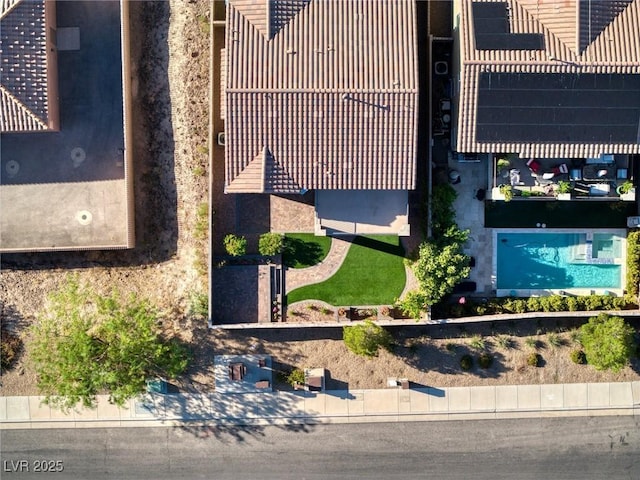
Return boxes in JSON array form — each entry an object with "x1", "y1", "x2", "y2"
[{"x1": 496, "y1": 232, "x2": 624, "y2": 290}]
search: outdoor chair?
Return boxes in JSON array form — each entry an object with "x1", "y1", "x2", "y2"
[{"x1": 526, "y1": 158, "x2": 541, "y2": 174}]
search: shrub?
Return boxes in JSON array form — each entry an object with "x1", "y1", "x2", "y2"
[
  {"x1": 469, "y1": 335, "x2": 485, "y2": 351},
  {"x1": 503, "y1": 298, "x2": 527, "y2": 314},
  {"x1": 430, "y1": 184, "x2": 458, "y2": 239},
  {"x1": 499, "y1": 184, "x2": 514, "y2": 202},
  {"x1": 584, "y1": 295, "x2": 603, "y2": 311},
  {"x1": 460, "y1": 354, "x2": 473, "y2": 370},
  {"x1": 187, "y1": 291, "x2": 208, "y2": 319},
  {"x1": 526, "y1": 297, "x2": 541, "y2": 312},
  {"x1": 445, "y1": 342, "x2": 456, "y2": 353},
  {"x1": 527, "y1": 352, "x2": 540, "y2": 367},
  {"x1": 1, "y1": 326, "x2": 22, "y2": 372},
  {"x1": 223, "y1": 234, "x2": 247, "y2": 256},
  {"x1": 547, "y1": 332, "x2": 564, "y2": 348},
  {"x1": 478, "y1": 353, "x2": 493, "y2": 369},
  {"x1": 343, "y1": 320, "x2": 392, "y2": 357},
  {"x1": 194, "y1": 202, "x2": 209, "y2": 240},
  {"x1": 627, "y1": 231, "x2": 640, "y2": 297},
  {"x1": 525, "y1": 337, "x2": 539, "y2": 349},
  {"x1": 565, "y1": 296, "x2": 579, "y2": 312},
  {"x1": 570, "y1": 349, "x2": 587, "y2": 365},
  {"x1": 496, "y1": 335, "x2": 513, "y2": 349},
  {"x1": 569, "y1": 328, "x2": 582, "y2": 345},
  {"x1": 580, "y1": 313, "x2": 635, "y2": 372},
  {"x1": 396, "y1": 290, "x2": 428, "y2": 319},
  {"x1": 286, "y1": 368, "x2": 305, "y2": 387},
  {"x1": 258, "y1": 233, "x2": 285, "y2": 256}
]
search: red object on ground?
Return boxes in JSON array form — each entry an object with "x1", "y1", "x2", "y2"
[{"x1": 526, "y1": 158, "x2": 541, "y2": 173}]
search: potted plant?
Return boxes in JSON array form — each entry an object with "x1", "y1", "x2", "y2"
[
  {"x1": 556, "y1": 181, "x2": 572, "y2": 200},
  {"x1": 496, "y1": 158, "x2": 510, "y2": 177},
  {"x1": 617, "y1": 180, "x2": 635, "y2": 200},
  {"x1": 498, "y1": 184, "x2": 514, "y2": 202}
]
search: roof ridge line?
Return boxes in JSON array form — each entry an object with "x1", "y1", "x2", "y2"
[{"x1": 0, "y1": 85, "x2": 48, "y2": 131}]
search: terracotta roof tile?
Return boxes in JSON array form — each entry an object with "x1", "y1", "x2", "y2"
[
  {"x1": 224, "y1": 0, "x2": 418, "y2": 193},
  {"x1": 0, "y1": 0, "x2": 53, "y2": 133}
]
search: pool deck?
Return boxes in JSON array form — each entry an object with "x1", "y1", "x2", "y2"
[{"x1": 492, "y1": 228, "x2": 627, "y2": 298}]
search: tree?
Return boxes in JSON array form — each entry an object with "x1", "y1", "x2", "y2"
[
  {"x1": 411, "y1": 241, "x2": 471, "y2": 306},
  {"x1": 30, "y1": 278, "x2": 190, "y2": 410},
  {"x1": 343, "y1": 320, "x2": 392, "y2": 357},
  {"x1": 223, "y1": 234, "x2": 247, "y2": 256},
  {"x1": 580, "y1": 313, "x2": 635, "y2": 372},
  {"x1": 258, "y1": 232, "x2": 285, "y2": 256}
]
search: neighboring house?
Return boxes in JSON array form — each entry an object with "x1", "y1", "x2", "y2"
[
  {"x1": 453, "y1": 0, "x2": 640, "y2": 160},
  {"x1": 222, "y1": 0, "x2": 418, "y2": 235},
  {"x1": 0, "y1": 0, "x2": 134, "y2": 252},
  {"x1": 1, "y1": 0, "x2": 59, "y2": 133}
]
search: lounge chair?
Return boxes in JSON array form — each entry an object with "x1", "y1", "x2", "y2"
[{"x1": 627, "y1": 217, "x2": 640, "y2": 228}]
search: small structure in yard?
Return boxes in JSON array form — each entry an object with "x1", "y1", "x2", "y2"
[{"x1": 215, "y1": 355, "x2": 273, "y2": 393}]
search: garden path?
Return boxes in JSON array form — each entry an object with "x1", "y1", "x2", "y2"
[{"x1": 285, "y1": 236, "x2": 353, "y2": 293}]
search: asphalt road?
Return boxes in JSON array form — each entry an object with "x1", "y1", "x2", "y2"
[{"x1": 2, "y1": 417, "x2": 639, "y2": 479}]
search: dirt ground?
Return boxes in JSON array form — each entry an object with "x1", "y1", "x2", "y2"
[{"x1": 1, "y1": 1, "x2": 639, "y2": 399}]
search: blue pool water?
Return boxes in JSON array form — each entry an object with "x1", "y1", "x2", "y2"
[{"x1": 496, "y1": 232, "x2": 623, "y2": 290}]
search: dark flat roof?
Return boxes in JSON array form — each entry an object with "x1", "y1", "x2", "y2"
[{"x1": 476, "y1": 72, "x2": 640, "y2": 143}]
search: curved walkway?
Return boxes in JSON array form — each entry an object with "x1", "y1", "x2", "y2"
[{"x1": 285, "y1": 236, "x2": 354, "y2": 293}]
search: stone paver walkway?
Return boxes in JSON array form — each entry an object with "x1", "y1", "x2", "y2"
[{"x1": 285, "y1": 236, "x2": 354, "y2": 293}]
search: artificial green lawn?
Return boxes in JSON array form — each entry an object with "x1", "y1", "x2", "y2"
[
  {"x1": 287, "y1": 235, "x2": 406, "y2": 306},
  {"x1": 283, "y1": 233, "x2": 332, "y2": 268}
]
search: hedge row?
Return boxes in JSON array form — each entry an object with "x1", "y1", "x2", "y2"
[
  {"x1": 439, "y1": 294, "x2": 637, "y2": 319},
  {"x1": 627, "y1": 231, "x2": 640, "y2": 297}
]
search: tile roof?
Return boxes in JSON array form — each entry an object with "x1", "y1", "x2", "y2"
[
  {"x1": 224, "y1": 0, "x2": 418, "y2": 193},
  {"x1": 0, "y1": 0, "x2": 52, "y2": 132},
  {"x1": 456, "y1": 0, "x2": 640, "y2": 158}
]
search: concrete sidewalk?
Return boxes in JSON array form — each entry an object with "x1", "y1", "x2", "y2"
[{"x1": 1, "y1": 382, "x2": 639, "y2": 429}]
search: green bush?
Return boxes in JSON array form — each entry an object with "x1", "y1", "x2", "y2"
[
  {"x1": 580, "y1": 313, "x2": 635, "y2": 372},
  {"x1": 430, "y1": 184, "x2": 457, "y2": 239},
  {"x1": 286, "y1": 368, "x2": 306, "y2": 387},
  {"x1": 526, "y1": 297, "x2": 541, "y2": 312},
  {"x1": 469, "y1": 335, "x2": 485, "y2": 351},
  {"x1": 187, "y1": 291, "x2": 208, "y2": 319},
  {"x1": 627, "y1": 231, "x2": 640, "y2": 297},
  {"x1": 478, "y1": 353, "x2": 493, "y2": 369},
  {"x1": 565, "y1": 296, "x2": 579, "y2": 311},
  {"x1": 460, "y1": 354, "x2": 473, "y2": 370},
  {"x1": 547, "y1": 332, "x2": 564, "y2": 348},
  {"x1": 570, "y1": 349, "x2": 587, "y2": 365},
  {"x1": 258, "y1": 233, "x2": 285, "y2": 256},
  {"x1": 527, "y1": 352, "x2": 540, "y2": 367},
  {"x1": 525, "y1": 337, "x2": 538, "y2": 349},
  {"x1": 223, "y1": 234, "x2": 247, "y2": 256},
  {"x1": 343, "y1": 320, "x2": 392, "y2": 357},
  {"x1": 1, "y1": 326, "x2": 22, "y2": 372},
  {"x1": 496, "y1": 335, "x2": 513, "y2": 349}
]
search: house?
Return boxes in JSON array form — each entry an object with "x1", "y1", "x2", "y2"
[
  {"x1": 453, "y1": 0, "x2": 640, "y2": 160},
  {"x1": 222, "y1": 0, "x2": 418, "y2": 235},
  {"x1": 0, "y1": 0, "x2": 134, "y2": 252}
]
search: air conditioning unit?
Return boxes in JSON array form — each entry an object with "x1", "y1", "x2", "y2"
[{"x1": 217, "y1": 132, "x2": 225, "y2": 146}]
